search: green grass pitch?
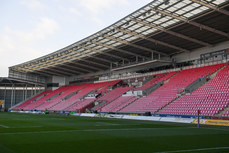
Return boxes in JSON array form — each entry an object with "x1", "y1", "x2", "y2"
[{"x1": 0, "y1": 112, "x2": 229, "y2": 153}]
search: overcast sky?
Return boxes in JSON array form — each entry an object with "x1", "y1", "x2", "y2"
[{"x1": 0, "y1": 0, "x2": 152, "y2": 77}]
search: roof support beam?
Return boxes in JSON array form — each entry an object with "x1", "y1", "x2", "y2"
[
  {"x1": 79, "y1": 45, "x2": 129, "y2": 61},
  {"x1": 24, "y1": 64, "x2": 75, "y2": 76},
  {"x1": 26, "y1": 62, "x2": 82, "y2": 76},
  {"x1": 10, "y1": 68, "x2": 30, "y2": 74},
  {"x1": 20, "y1": 58, "x2": 82, "y2": 76},
  {"x1": 91, "y1": 41, "x2": 147, "y2": 59},
  {"x1": 53, "y1": 56, "x2": 92, "y2": 73},
  {"x1": 151, "y1": 7, "x2": 229, "y2": 38},
  {"x1": 16, "y1": 57, "x2": 81, "y2": 76},
  {"x1": 190, "y1": 0, "x2": 229, "y2": 17},
  {"x1": 61, "y1": 53, "x2": 103, "y2": 71},
  {"x1": 103, "y1": 34, "x2": 168, "y2": 56},
  {"x1": 13, "y1": 66, "x2": 64, "y2": 76},
  {"x1": 23, "y1": 55, "x2": 98, "y2": 75},
  {"x1": 71, "y1": 48, "x2": 111, "y2": 64},
  {"x1": 69, "y1": 50, "x2": 110, "y2": 68},
  {"x1": 133, "y1": 18, "x2": 212, "y2": 47},
  {"x1": 117, "y1": 27, "x2": 190, "y2": 53}
]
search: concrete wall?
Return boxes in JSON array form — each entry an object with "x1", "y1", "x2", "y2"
[
  {"x1": 173, "y1": 41, "x2": 229, "y2": 63},
  {"x1": 52, "y1": 76, "x2": 66, "y2": 87},
  {"x1": 45, "y1": 76, "x2": 67, "y2": 90}
]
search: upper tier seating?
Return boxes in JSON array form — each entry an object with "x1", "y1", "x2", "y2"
[
  {"x1": 160, "y1": 64, "x2": 228, "y2": 116},
  {"x1": 120, "y1": 64, "x2": 223, "y2": 113}
]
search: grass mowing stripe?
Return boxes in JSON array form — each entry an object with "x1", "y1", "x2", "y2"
[
  {"x1": 0, "y1": 144, "x2": 16, "y2": 153},
  {"x1": 201, "y1": 127, "x2": 229, "y2": 132},
  {"x1": 0, "y1": 127, "x2": 197, "y2": 135},
  {"x1": 154, "y1": 146, "x2": 229, "y2": 153}
]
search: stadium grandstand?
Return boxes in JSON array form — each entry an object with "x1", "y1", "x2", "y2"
[{"x1": 1, "y1": 0, "x2": 229, "y2": 119}]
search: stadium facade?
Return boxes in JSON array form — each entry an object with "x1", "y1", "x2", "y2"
[{"x1": 0, "y1": 0, "x2": 229, "y2": 117}]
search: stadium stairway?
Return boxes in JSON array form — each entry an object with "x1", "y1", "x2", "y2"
[
  {"x1": 157, "y1": 65, "x2": 225, "y2": 114},
  {"x1": 119, "y1": 71, "x2": 179, "y2": 113},
  {"x1": 116, "y1": 96, "x2": 140, "y2": 112},
  {"x1": 12, "y1": 90, "x2": 51, "y2": 110},
  {"x1": 21, "y1": 87, "x2": 70, "y2": 110},
  {"x1": 217, "y1": 104, "x2": 229, "y2": 116},
  {"x1": 159, "y1": 63, "x2": 228, "y2": 116},
  {"x1": 100, "y1": 96, "x2": 138, "y2": 112},
  {"x1": 156, "y1": 91, "x2": 185, "y2": 114},
  {"x1": 32, "y1": 86, "x2": 75, "y2": 111},
  {"x1": 95, "y1": 86, "x2": 132, "y2": 112},
  {"x1": 47, "y1": 82, "x2": 110, "y2": 111},
  {"x1": 164, "y1": 71, "x2": 179, "y2": 84},
  {"x1": 64, "y1": 98, "x2": 96, "y2": 112},
  {"x1": 210, "y1": 64, "x2": 225, "y2": 79},
  {"x1": 91, "y1": 100, "x2": 106, "y2": 111},
  {"x1": 66, "y1": 81, "x2": 123, "y2": 112},
  {"x1": 141, "y1": 75, "x2": 155, "y2": 86}
]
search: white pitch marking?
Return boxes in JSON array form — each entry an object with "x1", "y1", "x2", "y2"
[
  {"x1": 95, "y1": 122, "x2": 120, "y2": 126},
  {"x1": 0, "y1": 127, "x2": 196, "y2": 135},
  {"x1": 0, "y1": 124, "x2": 9, "y2": 128},
  {"x1": 154, "y1": 146, "x2": 229, "y2": 153},
  {"x1": 10, "y1": 126, "x2": 42, "y2": 128}
]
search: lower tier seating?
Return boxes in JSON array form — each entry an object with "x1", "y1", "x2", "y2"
[
  {"x1": 95, "y1": 86, "x2": 132, "y2": 111},
  {"x1": 222, "y1": 110, "x2": 229, "y2": 117},
  {"x1": 101, "y1": 96, "x2": 138, "y2": 112},
  {"x1": 12, "y1": 63, "x2": 228, "y2": 116},
  {"x1": 160, "y1": 64, "x2": 229, "y2": 116},
  {"x1": 65, "y1": 98, "x2": 95, "y2": 111},
  {"x1": 13, "y1": 90, "x2": 52, "y2": 110}
]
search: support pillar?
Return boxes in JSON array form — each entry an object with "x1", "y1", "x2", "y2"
[{"x1": 10, "y1": 85, "x2": 14, "y2": 107}]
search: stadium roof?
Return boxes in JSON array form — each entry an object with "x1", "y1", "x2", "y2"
[
  {"x1": 10, "y1": 0, "x2": 229, "y2": 77},
  {"x1": 0, "y1": 77, "x2": 45, "y2": 86}
]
